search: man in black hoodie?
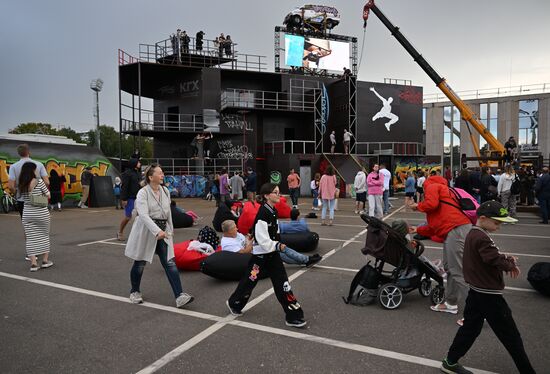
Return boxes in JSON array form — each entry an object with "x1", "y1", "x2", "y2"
[{"x1": 118, "y1": 158, "x2": 141, "y2": 241}]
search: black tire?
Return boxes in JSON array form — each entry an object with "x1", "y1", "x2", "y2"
[
  {"x1": 292, "y1": 15, "x2": 302, "y2": 26},
  {"x1": 419, "y1": 278, "x2": 432, "y2": 297},
  {"x1": 1, "y1": 196, "x2": 9, "y2": 214},
  {"x1": 378, "y1": 283, "x2": 403, "y2": 310},
  {"x1": 326, "y1": 19, "x2": 334, "y2": 30},
  {"x1": 430, "y1": 285, "x2": 445, "y2": 305}
]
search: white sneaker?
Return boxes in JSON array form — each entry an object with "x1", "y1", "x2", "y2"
[
  {"x1": 430, "y1": 302, "x2": 458, "y2": 314},
  {"x1": 129, "y1": 292, "x2": 143, "y2": 304},
  {"x1": 354, "y1": 210, "x2": 359, "y2": 214},
  {"x1": 176, "y1": 293, "x2": 194, "y2": 308},
  {"x1": 41, "y1": 260, "x2": 54, "y2": 269}
]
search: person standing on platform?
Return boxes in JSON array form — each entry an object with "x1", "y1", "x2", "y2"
[
  {"x1": 78, "y1": 167, "x2": 93, "y2": 208},
  {"x1": 181, "y1": 31, "x2": 190, "y2": 54},
  {"x1": 330, "y1": 131, "x2": 336, "y2": 154},
  {"x1": 118, "y1": 158, "x2": 141, "y2": 241},
  {"x1": 8, "y1": 144, "x2": 49, "y2": 218},
  {"x1": 343, "y1": 129, "x2": 351, "y2": 154},
  {"x1": 195, "y1": 30, "x2": 204, "y2": 52},
  {"x1": 224, "y1": 35, "x2": 233, "y2": 56},
  {"x1": 125, "y1": 164, "x2": 194, "y2": 309},
  {"x1": 379, "y1": 163, "x2": 392, "y2": 214},
  {"x1": 287, "y1": 168, "x2": 301, "y2": 208},
  {"x1": 226, "y1": 183, "x2": 308, "y2": 328},
  {"x1": 440, "y1": 201, "x2": 534, "y2": 374},
  {"x1": 318, "y1": 166, "x2": 337, "y2": 226},
  {"x1": 18, "y1": 162, "x2": 53, "y2": 272},
  {"x1": 367, "y1": 163, "x2": 384, "y2": 219},
  {"x1": 245, "y1": 167, "x2": 257, "y2": 202}
]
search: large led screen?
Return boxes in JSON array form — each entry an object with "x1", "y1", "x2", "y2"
[{"x1": 284, "y1": 34, "x2": 350, "y2": 71}]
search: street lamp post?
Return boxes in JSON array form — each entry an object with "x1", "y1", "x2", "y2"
[{"x1": 90, "y1": 79, "x2": 104, "y2": 150}]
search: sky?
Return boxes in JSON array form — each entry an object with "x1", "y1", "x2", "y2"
[{"x1": 1, "y1": 0, "x2": 549, "y2": 134}]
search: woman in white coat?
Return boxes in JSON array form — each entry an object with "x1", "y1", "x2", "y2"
[{"x1": 124, "y1": 164, "x2": 194, "y2": 308}]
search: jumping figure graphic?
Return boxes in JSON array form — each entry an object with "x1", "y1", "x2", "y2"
[{"x1": 370, "y1": 87, "x2": 399, "y2": 131}]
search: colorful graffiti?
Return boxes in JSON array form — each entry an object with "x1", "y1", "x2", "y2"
[
  {"x1": 164, "y1": 175, "x2": 207, "y2": 197},
  {"x1": 393, "y1": 158, "x2": 441, "y2": 190},
  {"x1": 1, "y1": 154, "x2": 111, "y2": 199}
]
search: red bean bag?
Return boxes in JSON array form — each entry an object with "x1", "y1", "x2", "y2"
[
  {"x1": 238, "y1": 201, "x2": 261, "y2": 235},
  {"x1": 174, "y1": 240, "x2": 221, "y2": 271},
  {"x1": 274, "y1": 196, "x2": 291, "y2": 219}
]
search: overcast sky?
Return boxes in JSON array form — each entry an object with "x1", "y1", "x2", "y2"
[{"x1": 1, "y1": 0, "x2": 549, "y2": 134}]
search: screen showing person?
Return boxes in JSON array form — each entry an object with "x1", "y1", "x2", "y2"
[
  {"x1": 285, "y1": 34, "x2": 305, "y2": 67},
  {"x1": 302, "y1": 37, "x2": 350, "y2": 71}
]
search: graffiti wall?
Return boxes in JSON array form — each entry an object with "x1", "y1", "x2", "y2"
[
  {"x1": 393, "y1": 156, "x2": 442, "y2": 190},
  {"x1": 0, "y1": 139, "x2": 116, "y2": 199}
]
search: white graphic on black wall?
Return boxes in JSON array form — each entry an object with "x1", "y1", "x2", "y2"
[{"x1": 370, "y1": 87, "x2": 399, "y2": 131}]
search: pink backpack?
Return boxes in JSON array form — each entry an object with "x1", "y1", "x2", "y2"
[{"x1": 440, "y1": 187, "x2": 480, "y2": 224}]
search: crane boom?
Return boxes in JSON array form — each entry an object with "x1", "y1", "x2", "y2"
[{"x1": 363, "y1": 1, "x2": 505, "y2": 156}]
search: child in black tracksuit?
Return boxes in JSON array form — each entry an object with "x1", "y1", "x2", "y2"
[
  {"x1": 441, "y1": 201, "x2": 535, "y2": 374},
  {"x1": 227, "y1": 183, "x2": 306, "y2": 328}
]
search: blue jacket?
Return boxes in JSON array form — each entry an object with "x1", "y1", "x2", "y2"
[{"x1": 246, "y1": 172, "x2": 257, "y2": 192}]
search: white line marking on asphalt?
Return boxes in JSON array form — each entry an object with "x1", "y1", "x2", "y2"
[
  {"x1": 319, "y1": 238, "x2": 362, "y2": 243},
  {"x1": 135, "y1": 321, "x2": 229, "y2": 374},
  {"x1": 0, "y1": 270, "x2": 496, "y2": 374},
  {"x1": 77, "y1": 238, "x2": 118, "y2": 246},
  {"x1": 423, "y1": 246, "x2": 550, "y2": 259},
  {"x1": 229, "y1": 320, "x2": 495, "y2": 374},
  {"x1": 309, "y1": 222, "x2": 366, "y2": 228}
]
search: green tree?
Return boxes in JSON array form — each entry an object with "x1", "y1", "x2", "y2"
[
  {"x1": 87, "y1": 125, "x2": 152, "y2": 159},
  {"x1": 10, "y1": 122, "x2": 83, "y2": 143}
]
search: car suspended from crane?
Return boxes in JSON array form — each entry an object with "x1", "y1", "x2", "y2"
[{"x1": 362, "y1": 0, "x2": 506, "y2": 166}]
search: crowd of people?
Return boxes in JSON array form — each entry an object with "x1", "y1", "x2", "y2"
[
  {"x1": 5, "y1": 141, "x2": 546, "y2": 372},
  {"x1": 169, "y1": 29, "x2": 234, "y2": 59}
]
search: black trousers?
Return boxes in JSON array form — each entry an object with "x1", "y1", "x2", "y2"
[
  {"x1": 447, "y1": 290, "x2": 535, "y2": 373},
  {"x1": 228, "y1": 252, "x2": 304, "y2": 322}
]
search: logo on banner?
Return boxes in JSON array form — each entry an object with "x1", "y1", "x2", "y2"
[{"x1": 321, "y1": 84, "x2": 329, "y2": 134}]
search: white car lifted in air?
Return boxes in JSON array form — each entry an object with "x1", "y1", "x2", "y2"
[{"x1": 284, "y1": 4, "x2": 340, "y2": 31}]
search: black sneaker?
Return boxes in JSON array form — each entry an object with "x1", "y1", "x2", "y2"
[
  {"x1": 226, "y1": 300, "x2": 243, "y2": 316},
  {"x1": 305, "y1": 254, "x2": 322, "y2": 268},
  {"x1": 440, "y1": 359, "x2": 473, "y2": 374},
  {"x1": 285, "y1": 318, "x2": 307, "y2": 328}
]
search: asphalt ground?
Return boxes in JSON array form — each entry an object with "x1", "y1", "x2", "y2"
[{"x1": 0, "y1": 196, "x2": 549, "y2": 374}]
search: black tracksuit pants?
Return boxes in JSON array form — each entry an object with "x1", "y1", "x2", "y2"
[
  {"x1": 228, "y1": 252, "x2": 304, "y2": 322},
  {"x1": 447, "y1": 289, "x2": 535, "y2": 373}
]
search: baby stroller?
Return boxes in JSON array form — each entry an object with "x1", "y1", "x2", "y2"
[{"x1": 359, "y1": 214, "x2": 445, "y2": 309}]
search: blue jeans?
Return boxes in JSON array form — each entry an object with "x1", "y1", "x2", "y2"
[
  {"x1": 321, "y1": 198, "x2": 335, "y2": 220},
  {"x1": 130, "y1": 240, "x2": 183, "y2": 298},
  {"x1": 539, "y1": 198, "x2": 550, "y2": 224},
  {"x1": 279, "y1": 246, "x2": 309, "y2": 265},
  {"x1": 383, "y1": 190, "x2": 390, "y2": 214},
  {"x1": 312, "y1": 189, "x2": 318, "y2": 208}
]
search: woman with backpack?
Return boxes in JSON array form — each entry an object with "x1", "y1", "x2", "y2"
[
  {"x1": 124, "y1": 164, "x2": 194, "y2": 308},
  {"x1": 497, "y1": 165, "x2": 518, "y2": 219}
]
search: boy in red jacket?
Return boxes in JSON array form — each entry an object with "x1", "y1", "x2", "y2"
[{"x1": 440, "y1": 201, "x2": 535, "y2": 374}]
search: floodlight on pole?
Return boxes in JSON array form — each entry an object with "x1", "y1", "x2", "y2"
[{"x1": 90, "y1": 79, "x2": 103, "y2": 150}]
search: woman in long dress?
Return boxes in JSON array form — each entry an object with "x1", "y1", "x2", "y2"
[
  {"x1": 19, "y1": 162, "x2": 52, "y2": 272},
  {"x1": 124, "y1": 164, "x2": 194, "y2": 308}
]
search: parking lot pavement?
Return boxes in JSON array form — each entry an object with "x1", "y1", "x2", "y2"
[{"x1": 0, "y1": 197, "x2": 548, "y2": 373}]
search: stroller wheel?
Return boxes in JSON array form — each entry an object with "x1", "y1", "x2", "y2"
[
  {"x1": 430, "y1": 285, "x2": 445, "y2": 305},
  {"x1": 378, "y1": 283, "x2": 403, "y2": 310},
  {"x1": 419, "y1": 278, "x2": 432, "y2": 297}
]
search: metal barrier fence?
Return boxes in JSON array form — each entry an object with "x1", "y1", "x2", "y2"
[
  {"x1": 221, "y1": 88, "x2": 316, "y2": 111},
  {"x1": 354, "y1": 142, "x2": 423, "y2": 156},
  {"x1": 424, "y1": 83, "x2": 550, "y2": 103},
  {"x1": 120, "y1": 105, "x2": 204, "y2": 133},
  {"x1": 140, "y1": 158, "x2": 244, "y2": 176},
  {"x1": 264, "y1": 141, "x2": 316, "y2": 155}
]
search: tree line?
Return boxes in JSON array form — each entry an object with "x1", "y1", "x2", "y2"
[{"x1": 9, "y1": 123, "x2": 152, "y2": 159}]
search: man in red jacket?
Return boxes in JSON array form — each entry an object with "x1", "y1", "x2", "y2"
[{"x1": 409, "y1": 175, "x2": 472, "y2": 323}]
